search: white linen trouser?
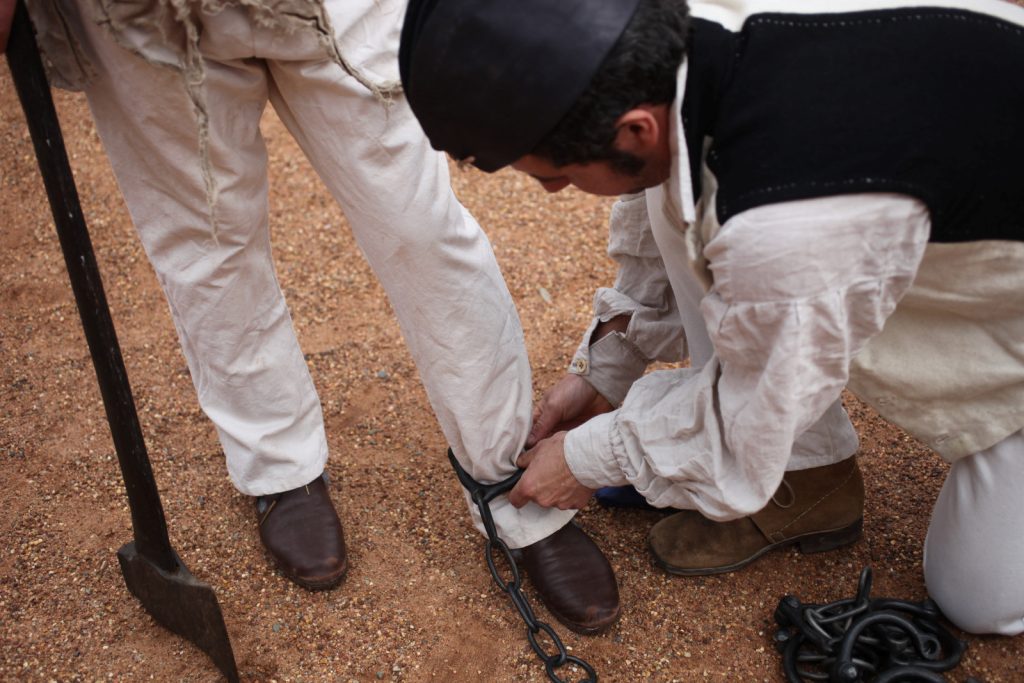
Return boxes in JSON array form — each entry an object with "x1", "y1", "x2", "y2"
[
  {"x1": 66, "y1": 0, "x2": 574, "y2": 548},
  {"x1": 924, "y1": 428, "x2": 1024, "y2": 635}
]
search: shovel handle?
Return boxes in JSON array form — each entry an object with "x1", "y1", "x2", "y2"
[{"x1": 6, "y1": 1, "x2": 177, "y2": 573}]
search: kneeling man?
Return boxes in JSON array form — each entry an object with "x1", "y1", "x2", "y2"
[{"x1": 400, "y1": 0, "x2": 1024, "y2": 635}]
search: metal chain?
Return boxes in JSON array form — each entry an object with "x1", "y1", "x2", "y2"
[
  {"x1": 773, "y1": 567, "x2": 977, "y2": 683},
  {"x1": 447, "y1": 450, "x2": 598, "y2": 683}
]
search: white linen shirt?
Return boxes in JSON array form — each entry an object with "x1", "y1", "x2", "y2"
[
  {"x1": 562, "y1": 0, "x2": 1024, "y2": 516},
  {"x1": 565, "y1": 191, "x2": 931, "y2": 518},
  {"x1": 562, "y1": 56, "x2": 933, "y2": 520}
]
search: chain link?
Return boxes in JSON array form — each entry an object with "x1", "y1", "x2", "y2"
[
  {"x1": 448, "y1": 450, "x2": 598, "y2": 683},
  {"x1": 773, "y1": 567, "x2": 975, "y2": 683}
]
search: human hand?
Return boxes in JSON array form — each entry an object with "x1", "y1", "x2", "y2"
[
  {"x1": 508, "y1": 432, "x2": 595, "y2": 510},
  {"x1": 526, "y1": 374, "x2": 614, "y2": 447},
  {"x1": 1, "y1": 0, "x2": 16, "y2": 53}
]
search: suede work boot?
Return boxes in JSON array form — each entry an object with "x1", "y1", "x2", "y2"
[
  {"x1": 256, "y1": 474, "x2": 348, "y2": 590},
  {"x1": 513, "y1": 522, "x2": 621, "y2": 634},
  {"x1": 649, "y1": 457, "x2": 864, "y2": 575}
]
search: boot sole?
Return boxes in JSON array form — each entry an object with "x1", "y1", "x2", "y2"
[{"x1": 652, "y1": 517, "x2": 863, "y2": 577}]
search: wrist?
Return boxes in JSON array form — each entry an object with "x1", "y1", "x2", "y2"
[{"x1": 589, "y1": 314, "x2": 631, "y2": 345}]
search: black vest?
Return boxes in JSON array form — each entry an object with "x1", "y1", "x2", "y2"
[{"x1": 683, "y1": 9, "x2": 1024, "y2": 243}]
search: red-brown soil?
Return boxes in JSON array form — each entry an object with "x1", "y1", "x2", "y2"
[{"x1": 2, "y1": 42, "x2": 1022, "y2": 682}]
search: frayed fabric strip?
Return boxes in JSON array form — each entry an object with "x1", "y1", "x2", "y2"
[{"x1": 33, "y1": 0, "x2": 403, "y2": 243}]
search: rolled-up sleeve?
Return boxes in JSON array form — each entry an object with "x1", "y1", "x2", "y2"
[
  {"x1": 569, "y1": 193, "x2": 688, "y2": 406},
  {"x1": 565, "y1": 194, "x2": 931, "y2": 519}
]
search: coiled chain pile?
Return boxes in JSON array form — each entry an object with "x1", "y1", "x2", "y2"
[{"x1": 773, "y1": 567, "x2": 977, "y2": 682}]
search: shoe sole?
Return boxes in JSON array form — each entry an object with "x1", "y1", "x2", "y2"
[
  {"x1": 282, "y1": 559, "x2": 349, "y2": 591},
  {"x1": 651, "y1": 517, "x2": 863, "y2": 577},
  {"x1": 555, "y1": 603, "x2": 623, "y2": 636}
]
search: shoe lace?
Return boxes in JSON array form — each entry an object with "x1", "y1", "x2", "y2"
[{"x1": 772, "y1": 479, "x2": 795, "y2": 509}]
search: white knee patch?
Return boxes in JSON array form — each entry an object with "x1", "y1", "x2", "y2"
[{"x1": 924, "y1": 430, "x2": 1024, "y2": 635}]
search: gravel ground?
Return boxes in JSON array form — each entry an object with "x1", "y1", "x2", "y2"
[{"x1": 2, "y1": 36, "x2": 1023, "y2": 683}]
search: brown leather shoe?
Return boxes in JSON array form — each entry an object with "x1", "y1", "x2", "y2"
[
  {"x1": 649, "y1": 457, "x2": 864, "y2": 576},
  {"x1": 514, "y1": 522, "x2": 621, "y2": 634},
  {"x1": 256, "y1": 474, "x2": 347, "y2": 590}
]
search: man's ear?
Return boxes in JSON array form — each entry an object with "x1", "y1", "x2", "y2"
[{"x1": 612, "y1": 107, "x2": 662, "y2": 156}]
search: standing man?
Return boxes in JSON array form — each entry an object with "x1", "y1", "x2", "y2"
[
  {"x1": 400, "y1": 0, "x2": 1024, "y2": 635},
  {"x1": 5, "y1": 0, "x2": 619, "y2": 632}
]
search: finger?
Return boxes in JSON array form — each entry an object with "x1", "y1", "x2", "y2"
[
  {"x1": 525, "y1": 420, "x2": 540, "y2": 448},
  {"x1": 526, "y1": 423, "x2": 543, "y2": 449},
  {"x1": 516, "y1": 447, "x2": 536, "y2": 468},
  {"x1": 527, "y1": 402, "x2": 549, "y2": 445},
  {"x1": 528, "y1": 402, "x2": 559, "y2": 446},
  {"x1": 507, "y1": 481, "x2": 527, "y2": 508},
  {"x1": 570, "y1": 488, "x2": 595, "y2": 510}
]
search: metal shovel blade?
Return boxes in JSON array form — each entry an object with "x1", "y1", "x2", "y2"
[{"x1": 118, "y1": 544, "x2": 240, "y2": 683}]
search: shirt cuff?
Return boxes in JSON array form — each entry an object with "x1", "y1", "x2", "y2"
[
  {"x1": 568, "y1": 331, "x2": 648, "y2": 407},
  {"x1": 564, "y1": 412, "x2": 630, "y2": 489}
]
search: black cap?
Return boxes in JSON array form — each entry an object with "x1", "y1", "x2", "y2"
[{"x1": 400, "y1": 0, "x2": 641, "y2": 172}]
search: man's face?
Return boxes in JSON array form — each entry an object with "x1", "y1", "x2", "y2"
[
  {"x1": 510, "y1": 105, "x2": 673, "y2": 196},
  {"x1": 511, "y1": 154, "x2": 665, "y2": 196}
]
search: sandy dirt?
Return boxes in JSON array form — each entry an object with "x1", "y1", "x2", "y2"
[{"x1": 2, "y1": 43, "x2": 1022, "y2": 683}]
